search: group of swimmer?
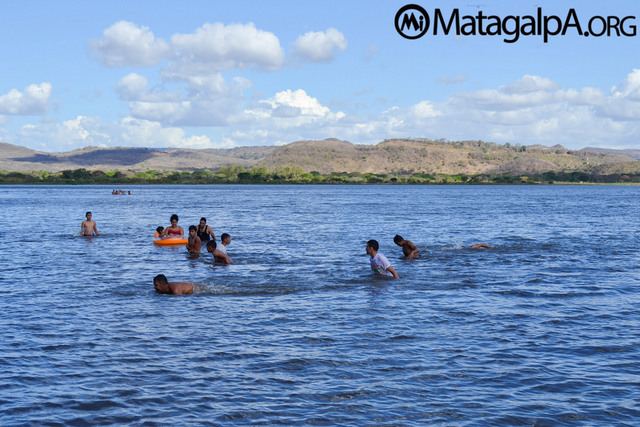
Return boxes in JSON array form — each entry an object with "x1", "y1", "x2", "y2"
[
  {"x1": 367, "y1": 235, "x2": 492, "y2": 279},
  {"x1": 81, "y1": 211, "x2": 492, "y2": 295},
  {"x1": 111, "y1": 189, "x2": 131, "y2": 195},
  {"x1": 365, "y1": 235, "x2": 420, "y2": 279},
  {"x1": 154, "y1": 232, "x2": 492, "y2": 295},
  {"x1": 155, "y1": 214, "x2": 233, "y2": 264},
  {"x1": 152, "y1": 214, "x2": 234, "y2": 294}
]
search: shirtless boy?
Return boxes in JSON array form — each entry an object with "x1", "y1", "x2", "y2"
[
  {"x1": 393, "y1": 235, "x2": 419, "y2": 259},
  {"x1": 206, "y1": 240, "x2": 232, "y2": 264},
  {"x1": 153, "y1": 274, "x2": 195, "y2": 295},
  {"x1": 81, "y1": 212, "x2": 100, "y2": 236},
  {"x1": 186, "y1": 225, "x2": 202, "y2": 254}
]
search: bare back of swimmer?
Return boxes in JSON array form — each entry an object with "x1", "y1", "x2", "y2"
[{"x1": 153, "y1": 274, "x2": 195, "y2": 295}]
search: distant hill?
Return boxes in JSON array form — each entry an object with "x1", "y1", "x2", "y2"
[
  {"x1": 0, "y1": 142, "x2": 275, "y2": 172},
  {"x1": 255, "y1": 139, "x2": 640, "y2": 175},
  {"x1": 2, "y1": 139, "x2": 640, "y2": 176},
  {"x1": 583, "y1": 147, "x2": 640, "y2": 161}
]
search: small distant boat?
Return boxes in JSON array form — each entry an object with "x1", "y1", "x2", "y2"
[{"x1": 112, "y1": 190, "x2": 131, "y2": 195}]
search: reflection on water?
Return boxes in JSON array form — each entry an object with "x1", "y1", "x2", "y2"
[{"x1": 0, "y1": 185, "x2": 639, "y2": 425}]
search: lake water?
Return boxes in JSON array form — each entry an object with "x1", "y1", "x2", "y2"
[{"x1": 0, "y1": 184, "x2": 638, "y2": 425}]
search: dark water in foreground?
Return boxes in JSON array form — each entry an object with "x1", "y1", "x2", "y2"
[{"x1": 0, "y1": 185, "x2": 638, "y2": 426}]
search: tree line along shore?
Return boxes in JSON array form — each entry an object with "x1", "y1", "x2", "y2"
[{"x1": 2, "y1": 165, "x2": 640, "y2": 185}]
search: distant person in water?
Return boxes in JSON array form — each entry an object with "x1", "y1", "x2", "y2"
[
  {"x1": 366, "y1": 239, "x2": 399, "y2": 278},
  {"x1": 81, "y1": 212, "x2": 100, "y2": 236},
  {"x1": 164, "y1": 214, "x2": 184, "y2": 237},
  {"x1": 470, "y1": 243, "x2": 493, "y2": 249},
  {"x1": 186, "y1": 225, "x2": 202, "y2": 254},
  {"x1": 197, "y1": 217, "x2": 216, "y2": 242},
  {"x1": 393, "y1": 235, "x2": 419, "y2": 260},
  {"x1": 153, "y1": 274, "x2": 196, "y2": 295},
  {"x1": 206, "y1": 240, "x2": 232, "y2": 264}
]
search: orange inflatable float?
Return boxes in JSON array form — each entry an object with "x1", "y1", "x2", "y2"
[
  {"x1": 154, "y1": 238, "x2": 188, "y2": 246},
  {"x1": 153, "y1": 232, "x2": 187, "y2": 246}
]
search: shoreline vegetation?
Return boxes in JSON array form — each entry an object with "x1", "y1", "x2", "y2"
[
  {"x1": 2, "y1": 166, "x2": 640, "y2": 185},
  {"x1": 3, "y1": 138, "x2": 640, "y2": 184}
]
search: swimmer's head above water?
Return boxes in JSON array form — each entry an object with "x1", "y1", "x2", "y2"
[{"x1": 153, "y1": 274, "x2": 169, "y2": 293}]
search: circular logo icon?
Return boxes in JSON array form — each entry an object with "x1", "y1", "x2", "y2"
[{"x1": 395, "y1": 4, "x2": 430, "y2": 39}]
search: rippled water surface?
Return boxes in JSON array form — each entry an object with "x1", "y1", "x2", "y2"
[{"x1": 1, "y1": 184, "x2": 639, "y2": 425}]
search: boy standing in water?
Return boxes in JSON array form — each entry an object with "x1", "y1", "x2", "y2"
[
  {"x1": 186, "y1": 225, "x2": 202, "y2": 254},
  {"x1": 218, "y1": 233, "x2": 231, "y2": 255},
  {"x1": 81, "y1": 212, "x2": 100, "y2": 236},
  {"x1": 366, "y1": 239, "x2": 399, "y2": 278},
  {"x1": 393, "y1": 235, "x2": 419, "y2": 259}
]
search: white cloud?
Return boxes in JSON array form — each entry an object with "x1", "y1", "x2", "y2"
[
  {"x1": 564, "y1": 87, "x2": 606, "y2": 106},
  {"x1": 128, "y1": 101, "x2": 191, "y2": 124},
  {"x1": 170, "y1": 22, "x2": 285, "y2": 74},
  {"x1": 501, "y1": 75, "x2": 560, "y2": 94},
  {"x1": 116, "y1": 73, "x2": 148, "y2": 100},
  {"x1": 0, "y1": 83, "x2": 51, "y2": 115},
  {"x1": 16, "y1": 116, "x2": 111, "y2": 149},
  {"x1": 228, "y1": 89, "x2": 349, "y2": 145},
  {"x1": 245, "y1": 89, "x2": 345, "y2": 126},
  {"x1": 117, "y1": 117, "x2": 216, "y2": 148},
  {"x1": 14, "y1": 116, "x2": 226, "y2": 150},
  {"x1": 269, "y1": 89, "x2": 331, "y2": 117},
  {"x1": 109, "y1": 70, "x2": 637, "y2": 149},
  {"x1": 337, "y1": 71, "x2": 640, "y2": 149},
  {"x1": 292, "y1": 28, "x2": 347, "y2": 63},
  {"x1": 452, "y1": 75, "x2": 562, "y2": 111},
  {"x1": 90, "y1": 21, "x2": 170, "y2": 67},
  {"x1": 611, "y1": 68, "x2": 640, "y2": 100},
  {"x1": 411, "y1": 101, "x2": 441, "y2": 118},
  {"x1": 122, "y1": 75, "x2": 249, "y2": 127},
  {"x1": 102, "y1": 22, "x2": 284, "y2": 127}
]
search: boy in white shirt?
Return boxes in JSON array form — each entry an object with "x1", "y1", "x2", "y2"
[
  {"x1": 366, "y1": 239, "x2": 399, "y2": 278},
  {"x1": 218, "y1": 233, "x2": 231, "y2": 254}
]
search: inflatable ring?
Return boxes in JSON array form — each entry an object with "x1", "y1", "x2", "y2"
[{"x1": 154, "y1": 238, "x2": 188, "y2": 246}]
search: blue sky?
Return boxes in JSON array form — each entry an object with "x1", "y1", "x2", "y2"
[{"x1": 1, "y1": 0, "x2": 640, "y2": 152}]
